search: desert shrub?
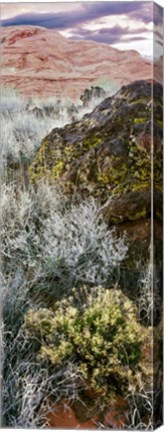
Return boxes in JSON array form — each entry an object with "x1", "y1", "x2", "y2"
[
  {"x1": 1, "y1": 179, "x2": 128, "y2": 425},
  {"x1": 1, "y1": 271, "x2": 32, "y2": 426},
  {"x1": 0, "y1": 96, "x2": 26, "y2": 115},
  {"x1": 0, "y1": 88, "x2": 104, "y2": 166},
  {"x1": 137, "y1": 260, "x2": 161, "y2": 326},
  {"x1": 2, "y1": 324, "x2": 55, "y2": 427},
  {"x1": 1, "y1": 110, "x2": 55, "y2": 167},
  {"x1": 24, "y1": 287, "x2": 146, "y2": 404},
  {"x1": 2, "y1": 264, "x2": 59, "y2": 427},
  {"x1": 125, "y1": 389, "x2": 153, "y2": 429},
  {"x1": 0, "y1": 89, "x2": 74, "y2": 169},
  {"x1": 0, "y1": 83, "x2": 108, "y2": 171},
  {"x1": 138, "y1": 261, "x2": 152, "y2": 325},
  {"x1": 39, "y1": 197, "x2": 128, "y2": 295},
  {"x1": 1, "y1": 183, "x2": 128, "y2": 299}
]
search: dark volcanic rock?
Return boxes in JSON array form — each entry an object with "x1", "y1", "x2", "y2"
[{"x1": 29, "y1": 80, "x2": 163, "y2": 226}]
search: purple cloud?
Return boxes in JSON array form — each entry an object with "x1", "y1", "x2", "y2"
[
  {"x1": 1, "y1": 1, "x2": 154, "y2": 29},
  {"x1": 1, "y1": 1, "x2": 162, "y2": 51},
  {"x1": 69, "y1": 25, "x2": 150, "y2": 45}
]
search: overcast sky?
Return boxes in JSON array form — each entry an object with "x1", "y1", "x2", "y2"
[{"x1": 1, "y1": 1, "x2": 163, "y2": 58}]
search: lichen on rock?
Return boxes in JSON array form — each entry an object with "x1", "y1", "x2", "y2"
[{"x1": 29, "y1": 80, "x2": 163, "y2": 224}]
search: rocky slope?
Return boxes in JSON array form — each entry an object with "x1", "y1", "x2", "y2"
[
  {"x1": 29, "y1": 79, "x2": 163, "y2": 298},
  {"x1": 29, "y1": 79, "x2": 163, "y2": 225},
  {"x1": 1, "y1": 25, "x2": 155, "y2": 99}
]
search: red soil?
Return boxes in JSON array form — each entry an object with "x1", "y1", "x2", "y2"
[{"x1": 40, "y1": 396, "x2": 128, "y2": 429}]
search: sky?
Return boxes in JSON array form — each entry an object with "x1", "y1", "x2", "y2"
[{"x1": 1, "y1": 1, "x2": 163, "y2": 58}]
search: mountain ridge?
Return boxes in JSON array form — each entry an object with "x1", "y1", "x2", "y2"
[{"x1": 1, "y1": 25, "x2": 156, "y2": 99}]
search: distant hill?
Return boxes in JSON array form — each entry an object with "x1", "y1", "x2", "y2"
[{"x1": 1, "y1": 25, "x2": 160, "y2": 99}]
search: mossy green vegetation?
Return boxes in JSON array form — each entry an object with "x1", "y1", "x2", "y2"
[
  {"x1": 29, "y1": 132, "x2": 152, "y2": 205},
  {"x1": 29, "y1": 134, "x2": 102, "y2": 184},
  {"x1": 28, "y1": 79, "x2": 163, "y2": 226},
  {"x1": 24, "y1": 287, "x2": 151, "y2": 404},
  {"x1": 134, "y1": 117, "x2": 148, "y2": 125}
]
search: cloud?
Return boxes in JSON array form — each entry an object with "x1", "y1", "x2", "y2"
[
  {"x1": 1, "y1": 12, "x2": 70, "y2": 28},
  {"x1": 1, "y1": 1, "x2": 161, "y2": 57},
  {"x1": 129, "y1": 3, "x2": 153, "y2": 24},
  {"x1": 69, "y1": 24, "x2": 150, "y2": 45},
  {"x1": 82, "y1": 2, "x2": 151, "y2": 23},
  {"x1": 121, "y1": 35, "x2": 151, "y2": 43},
  {"x1": 1, "y1": 1, "x2": 152, "y2": 29}
]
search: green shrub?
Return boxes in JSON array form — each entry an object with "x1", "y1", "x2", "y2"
[{"x1": 24, "y1": 287, "x2": 145, "y2": 402}]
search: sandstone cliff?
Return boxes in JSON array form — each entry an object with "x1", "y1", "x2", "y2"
[{"x1": 1, "y1": 25, "x2": 155, "y2": 99}]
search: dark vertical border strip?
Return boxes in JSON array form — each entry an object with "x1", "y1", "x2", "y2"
[
  {"x1": 153, "y1": 1, "x2": 163, "y2": 428},
  {"x1": 0, "y1": 2, "x2": 2, "y2": 427},
  {"x1": 151, "y1": 2, "x2": 154, "y2": 427},
  {"x1": 163, "y1": 10, "x2": 164, "y2": 425},
  {"x1": 163, "y1": 12, "x2": 164, "y2": 426}
]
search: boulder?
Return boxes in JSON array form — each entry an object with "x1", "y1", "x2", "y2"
[{"x1": 29, "y1": 80, "x2": 163, "y2": 225}]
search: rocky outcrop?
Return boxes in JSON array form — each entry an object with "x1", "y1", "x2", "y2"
[
  {"x1": 29, "y1": 80, "x2": 163, "y2": 226},
  {"x1": 1, "y1": 25, "x2": 157, "y2": 99},
  {"x1": 29, "y1": 80, "x2": 163, "y2": 295}
]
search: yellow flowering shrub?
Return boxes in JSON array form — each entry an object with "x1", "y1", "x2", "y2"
[{"x1": 24, "y1": 287, "x2": 147, "y2": 401}]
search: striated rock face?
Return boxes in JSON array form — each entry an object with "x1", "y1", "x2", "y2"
[
  {"x1": 1, "y1": 25, "x2": 156, "y2": 99},
  {"x1": 29, "y1": 79, "x2": 163, "y2": 225}
]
